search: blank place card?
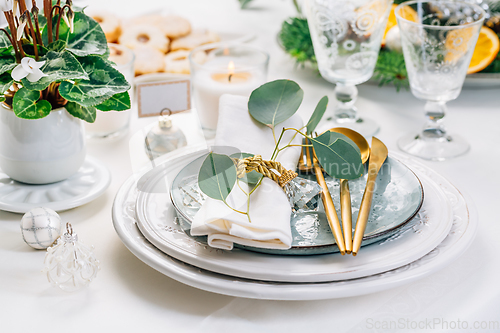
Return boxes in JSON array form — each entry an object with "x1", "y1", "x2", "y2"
[{"x1": 137, "y1": 80, "x2": 191, "y2": 117}]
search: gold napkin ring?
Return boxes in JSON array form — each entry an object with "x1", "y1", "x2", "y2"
[{"x1": 234, "y1": 155, "x2": 297, "y2": 188}]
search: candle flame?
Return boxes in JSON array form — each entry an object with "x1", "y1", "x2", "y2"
[
  {"x1": 228, "y1": 61, "x2": 235, "y2": 75},
  {"x1": 228, "y1": 61, "x2": 235, "y2": 82}
]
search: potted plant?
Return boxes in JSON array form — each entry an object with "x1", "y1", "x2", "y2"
[{"x1": 0, "y1": 0, "x2": 131, "y2": 184}]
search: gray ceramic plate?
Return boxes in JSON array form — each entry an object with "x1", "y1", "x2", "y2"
[{"x1": 170, "y1": 153, "x2": 424, "y2": 255}]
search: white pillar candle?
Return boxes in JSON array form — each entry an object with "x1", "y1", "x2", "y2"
[
  {"x1": 190, "y1": 45, "x2": 269, "y2": 137},
  {"x1": 193, "y1": 61, "x2": 266, "y2": 130}
]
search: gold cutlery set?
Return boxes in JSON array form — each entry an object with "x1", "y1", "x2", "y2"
[{"x1": 300, "y1": 128, "x2": 388, "y2": 256}]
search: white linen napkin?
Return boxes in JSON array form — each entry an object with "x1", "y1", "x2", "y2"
[{"x1": 190, "y1": 94, "x2": 303, "y2": 250}]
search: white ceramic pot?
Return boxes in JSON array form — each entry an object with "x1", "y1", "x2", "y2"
[{"x1": 0, "y1": 105, "x2": 86, "y2": 184}]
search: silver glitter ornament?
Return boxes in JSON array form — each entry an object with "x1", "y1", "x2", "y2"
[
  {"x1": 43, "y1": 223, "x2": 100, "y2": 292},
  {"x1": 21, "y1": 207, "x2": 63, "y2": 250},
  {"x1": 145, "y1": 108, "x2": 187, "y2": 160}
]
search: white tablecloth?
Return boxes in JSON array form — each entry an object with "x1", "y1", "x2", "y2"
[{"x1": 1, "y1": 0, "x2": 499, "y2": 332}]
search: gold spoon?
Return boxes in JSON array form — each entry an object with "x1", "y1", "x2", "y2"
[
  {"x1": 329, "y1": 128, "x2": 370, "y2": 254},
  {"x1": 298, "y1": 135, "x2": 346, "y2": 254}
]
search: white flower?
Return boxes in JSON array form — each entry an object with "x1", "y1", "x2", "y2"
[
  {"x1": 62, "y1": 11, "x2": 74, "y2": 33},
  {"x1": 11, "y1": 57, "x2": 47, "y2": 82},
  {"x1": 0, "y1": 0, "x2": 13, "y2": 12},
  {"x1": 17, "y1": 12, "x2": 27, "y2": 40}
]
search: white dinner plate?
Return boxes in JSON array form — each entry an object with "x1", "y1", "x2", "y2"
[
  {"x1": 113, "y1": 150, "x2": 476, "y2": 300},
  {"x1": 133, "y1": 147, "x2": 451, "y2": 283}
]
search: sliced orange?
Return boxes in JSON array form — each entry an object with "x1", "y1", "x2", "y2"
[
  {"x1": 382, "y1": 4, "x2": 418, "y2": 46},
  {"x1": 467, "y1": 26, "x2": 500, "y2": 74},
  {"x1": 445, "y1": 26, "x2": 476, "y2": 63}
]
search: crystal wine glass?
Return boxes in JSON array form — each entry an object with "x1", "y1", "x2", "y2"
[
  {"x1": 305, "y1": 0, "x2": 393, "y2": 136},
  {"x1": 396, "y1": 0, "x2": 485, "y2": 160}
]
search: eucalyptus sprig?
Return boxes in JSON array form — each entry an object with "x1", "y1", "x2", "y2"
[
  {"x1": 197, "y1": 79, "x2": 363, "y2": 222},
  {"x1": 0, "y1": 0, "x2": 130, "y2": 122}
]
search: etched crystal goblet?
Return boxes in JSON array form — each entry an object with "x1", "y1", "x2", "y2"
[
  {"x1": 305, "y1": 0, "x2": 393, "y2": 136},
  {"x1": 396, "y1": 0, "x2": 485, "y2": 160}
]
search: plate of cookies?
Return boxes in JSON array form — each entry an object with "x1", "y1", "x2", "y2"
[{"x1": 88, "y1": 10, "x2": 255, "y2": 77}]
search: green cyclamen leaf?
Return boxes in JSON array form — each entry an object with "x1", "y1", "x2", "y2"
[
  {"x1": 311, "y1": 131, "x2": 363, "y2": 180},
  {"x1": 42, "y1": 12, "x2": 108, "y2": 57},
  {"x1": 59, "y1": 55, "x2": 130, "y2": 107},
  {"x1": 198, "y1": 152, "x2": 237, "y2": 201},
  {"x1": 95, "y1": 92, "x2": 131, "y2": 111},
  {"x1": 21, "y1": 50, "x2": 88, "y2": 91},
  {"x1": 248, "y1": 79, "x2": 303, "y2": 127},
  {"x1": 0, "y1": 47, "x2": 16, "y2": 76},
  {"x1": 306, "y1": 96, "x2": 328, "y2": 135},
  {"x1": 47, "y1": 40, "x2": 67, "y2": 52},
  {"x1": 229, "y1": 152, "x2": 263, "y2": 185},
  {"x1": 12, "y1": 88, "x2": 51, "y2": 119},
  {"x1": 22, "y1": 44, "x2": 49, "y2": 57},
  {"x1": 0, "y1": 72, "x2": 13, "y2": 94},
  {"x1": 64, "y1": 102, "x2": 97, "y2": 123},
  {"x1": 0, "y1": 32, "x2": 11, "y2": 48}
]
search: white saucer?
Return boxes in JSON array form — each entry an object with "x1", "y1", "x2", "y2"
[
  {"x1": 112, "y1": 149, "x2": 476, "y2": 300},
  {"x1": 0, "y1": 156, "x2": 111, "y2": 213},
  {"x1": 134, "y1": 148, "x2": 452, "y2": 283}
]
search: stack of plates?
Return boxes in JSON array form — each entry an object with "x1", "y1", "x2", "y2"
[{"x1": 112, "y1": 144, "x2": 476, "y2": 300}]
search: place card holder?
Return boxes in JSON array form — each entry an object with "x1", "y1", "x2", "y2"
[
  {"x1": 136, "y1": 79, "x2": 191, "y2": 118},
  {"x1": 136, "y1": 80, "x2": 191, "y2": 159}
]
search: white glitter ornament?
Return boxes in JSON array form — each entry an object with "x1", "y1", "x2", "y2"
[
  {"x1": 385, "y1": 26, "x2": 403, "y2": 53},
  {"x1": 43, "y1": 223, "x2": 100, "y2": 292},
  {"x1": 20, "y1": 207, "x2": 63, "y2": 249}
]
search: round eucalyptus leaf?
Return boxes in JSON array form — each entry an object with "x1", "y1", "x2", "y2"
[
  {"x1": 198, "y1": 153, "x2": 237, "y2": 201},
  {"x1": 311, "y1": 131, "x2": 363, "y2": 180},
  {"x1": 248, "y1": 79, "x2": 303, "y2": 127}
]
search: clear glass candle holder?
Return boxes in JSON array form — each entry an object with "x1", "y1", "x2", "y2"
[
  {"x1": 85, "y1": 43, "x2": 135, "y2": 140},
  {"x1": 189, "y1": 44, "x2": 269, "y2": 138}
]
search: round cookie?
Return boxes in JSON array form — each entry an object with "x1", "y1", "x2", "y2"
[
  {"x1": 170, "y1": 29, "x2": 220, "y2": 51},
  {"x1": 164, "y1": 50, "x2": 207, "y2": 74},
  {"x1": 89, "y1": 11, "x2": 121, "y2": 43},
  {"x1": 127, "y1": 15, "x2": 191, "y2": 38},
  {"x1": 108, "y1": 44, "x2": 134, "y2": 66},
  {"x1": 155, "y1": 15, "x2": 192, "y2": 39},
  {"x1": 133, "y1": 46, "x2": 165, "y2": 75},
  {"x1": 119, "y1": 25, "x2": 170, "y2": 54}
]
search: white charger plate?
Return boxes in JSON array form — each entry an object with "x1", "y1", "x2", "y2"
[
  {"x1": 0, "y1": 156, "x2": 111, "y2": 213},
  {"x1": 113, "y1": 150, "x2": 476, "y2": 300},
  {"x1": 134, "y1": 148, "x2": 451, "y2": 283}
]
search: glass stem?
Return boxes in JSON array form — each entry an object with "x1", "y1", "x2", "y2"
[
  {"x1": 422, "y1": 101, "x2": 447, "y2": 139},
  {"x1": 334, "y1": 83, "x2": 358, "y2": 122}
]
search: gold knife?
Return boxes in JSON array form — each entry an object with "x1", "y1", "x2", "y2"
[
  {"x1": 312, "y1": 150, "x2": 346, "y2": 255},
  {"x1": 352, "y1": 137, "x2": 388, "y2": 256}
]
